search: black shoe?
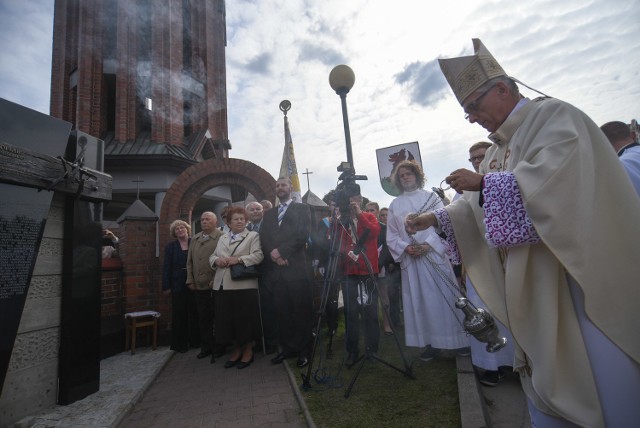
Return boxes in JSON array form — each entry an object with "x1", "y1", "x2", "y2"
[
  {"x1": 345, "y1": 352, "x2": 359, "y2": 367},
  {"x1": 224, "y1": 357, "x2": 240, "y2": 368},
  {"x1": 210, "y1": 354, "x2": 216, "y2": 364},
  {"x1": 296, "y1": 356, "x2": 309, "y2": 368},
  {"x1": 419, "y1": 345, "x2": 438, "y2": 362},
  {"x1": 271, "y1": 352, "x2": 287, "y2": 364},
  {"x1": 479, "y1": 369, "x2": 504, "y2": 387},
  {"x1": 265, "y1": 345, "x2": 278, "y2": 355},
  {"x1": 236, "y1": 355, "x2": 254, "y2": 370},
  {"x1": 196, "y1": 350, "x2": 212, "y2": 359}
]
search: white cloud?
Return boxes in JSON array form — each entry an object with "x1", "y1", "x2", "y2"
[
  {"x1": 0, "y1": 0, "x2": 54, "y2": 114},
  {"x1": 0, "y1": 0, "x2": 638, "y2": 206}
]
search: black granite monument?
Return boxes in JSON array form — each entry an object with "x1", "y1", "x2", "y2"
[
  {"x1": 0, "y1": 98, "x2": 111, "y2": 404},
  {"x1": 0, "y1": 99, "x2": 72, "y2": 392}
]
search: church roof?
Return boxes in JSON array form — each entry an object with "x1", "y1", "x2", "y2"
[
  {"x1": 116, "y1": 199, "x2": 158, "y2": 223},
  {"x1": 302, "y1": 190, "x2": 328, "y2": 207},
  {"x1": 103, "y1": 129, "x2": 227, "y2": 162},
  {"x1": 103, "y1": 132, "x2": 195, "y2": 161}
]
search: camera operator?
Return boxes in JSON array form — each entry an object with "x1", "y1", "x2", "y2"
[{"x1": 333, "y1": 193, "x2": 381, "y2": 367}]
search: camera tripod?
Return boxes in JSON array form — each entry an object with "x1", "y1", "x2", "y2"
[{"x1": 301, "y1": 209, "x2": 415, "y2": 397}]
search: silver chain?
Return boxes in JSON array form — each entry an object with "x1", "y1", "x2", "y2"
[
  {"x1": 405, "y1": 192, "x2": 474, "y2": 331},
  {"x1": 419, "y1": 253, "x2": 468, "y2": 330}
]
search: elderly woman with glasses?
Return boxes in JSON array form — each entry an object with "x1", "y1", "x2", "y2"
[{"x1": 209, "y1": 206, "x2": 264, "y2": 369}]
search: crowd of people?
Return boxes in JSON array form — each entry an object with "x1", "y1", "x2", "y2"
[
  {"x1": 160, "y1": 176, "x2": 413, "y2": 372},
  {"x1": 161, "y1": 179, "x2": 316, "y2": 369},
  {"x1": 157, "y1": 38, "x2": 639, "y2": 427}
]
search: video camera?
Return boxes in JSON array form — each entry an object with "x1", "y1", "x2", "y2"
[{"x1": 334, "y1": 161, "x2": 367, "y2": 223}]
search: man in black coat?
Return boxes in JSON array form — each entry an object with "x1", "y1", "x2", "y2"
[{"x1": 260, "y1": 177, "x2": 313, "y2": 368}]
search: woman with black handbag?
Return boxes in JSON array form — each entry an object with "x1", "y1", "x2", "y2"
[{"x1": 209, "y1": 206, "x2": 264, "y2": 369}]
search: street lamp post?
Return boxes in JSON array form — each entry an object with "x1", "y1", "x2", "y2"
[{"x1": 329, "y1": 65, "x2": 356, "y2": 173}]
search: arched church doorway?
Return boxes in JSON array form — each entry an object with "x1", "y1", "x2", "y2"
[{"x1": 159, "y1": 158, "x2": 276, "y2": 248}]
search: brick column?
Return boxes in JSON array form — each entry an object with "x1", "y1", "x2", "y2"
[
  {"x1": 115, "y1": 0, "x2": 138, "y2": 142},
  {"x1": 151, "y1": 0, "x2": 184, "y2": 145},
  {"x1": 118, "y1": 218, "x2": 159, "y2": 314},
  {"x1": 76, "y1": 0, "x2": 104, "y2": 136},
  {"x1": 204, "y1": 0, "x2": 229, "y2": 158}
]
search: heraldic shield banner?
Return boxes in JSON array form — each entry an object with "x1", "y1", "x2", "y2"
[{"x1": 376, "y1": 142, "x2": 422, "y2": 196}]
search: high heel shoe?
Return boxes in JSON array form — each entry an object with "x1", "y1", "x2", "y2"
[
  {"x1": 236, "y1": 355, "x2": 254, "y2": 370},
  {"x1": 224, "y1": 356, "x2": 241, "y2": 368}
]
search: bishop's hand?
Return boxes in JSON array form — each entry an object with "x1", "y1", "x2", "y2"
[
  {"x1": 405, "y1": 212, "x2": 438, "y2": 233},
  {"x1": 405, "y1": 213, "x2": 419, "y2": 235},
  {"x1": 446, "y1": 169, "x2": 484, "y2": 194}
]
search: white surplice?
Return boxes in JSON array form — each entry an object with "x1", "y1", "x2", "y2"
[{"x1": 387, "y1": 188, "x2": 468, "y2": 349}]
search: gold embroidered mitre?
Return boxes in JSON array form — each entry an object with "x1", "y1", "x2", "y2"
[{"x1": 438, "y1": 39, "x2": 507, "y2": 105}]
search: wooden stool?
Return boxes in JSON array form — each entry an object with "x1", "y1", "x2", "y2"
[{"x1": 124, "y1": 311, "x2": 160, "y2": 354}]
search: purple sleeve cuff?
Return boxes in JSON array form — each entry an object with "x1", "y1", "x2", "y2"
[
  {"x1": 483, "y1": 172, "x2": 541, "y2": 247},
  {"x1": 434, "y1": 208, "x2": 462, "y2": 264}
]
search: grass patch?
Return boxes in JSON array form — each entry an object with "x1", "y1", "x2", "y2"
[{"x1": 297, "y1": 324, "x2": 461, "y2": 427}]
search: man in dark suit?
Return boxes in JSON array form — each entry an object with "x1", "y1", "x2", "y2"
[{"x1": 260, "y1": 177, "x2": 313, "y2": 368}]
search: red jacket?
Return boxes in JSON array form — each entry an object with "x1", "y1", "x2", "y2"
[{"x1": 333, "y1": 211, "x2": 380, "y2": 276}]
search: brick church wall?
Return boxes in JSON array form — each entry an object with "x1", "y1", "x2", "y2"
[{"x1": 118, "y1": 219, "x2": 160, "y2": 314}]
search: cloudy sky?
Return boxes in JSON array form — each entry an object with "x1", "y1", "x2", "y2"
[{"x1": 1, "y1": 0, "x2": 639, "y2": 207}]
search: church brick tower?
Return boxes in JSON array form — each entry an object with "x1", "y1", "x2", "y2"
[{"x1": 49, "y1": 0, "x2": 232, "y2": 219}]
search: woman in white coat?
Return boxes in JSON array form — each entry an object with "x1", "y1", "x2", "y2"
[{"x1": 210, "y1": 206, "x2": 264, "y2": 369}]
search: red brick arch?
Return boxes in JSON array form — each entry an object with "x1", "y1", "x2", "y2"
[{"x1": 158, "y1": 158, "x2": 276, "y2": 249}]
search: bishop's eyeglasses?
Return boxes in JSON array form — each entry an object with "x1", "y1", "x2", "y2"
[{"x1": 463, "y1": 84, "x2": 496, "y2": 120}]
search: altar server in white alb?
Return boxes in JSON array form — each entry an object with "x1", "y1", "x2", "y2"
[
  {"x1": 386, "y1": 160, "x2": 468, "y2": 361},
  {"x1": 406, "y1": 39, "x2": 640, "y2": 428}
]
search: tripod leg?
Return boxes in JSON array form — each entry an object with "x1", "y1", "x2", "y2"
[{"x1": 344, "y1": 354, "x2": 366, "y2": 398}]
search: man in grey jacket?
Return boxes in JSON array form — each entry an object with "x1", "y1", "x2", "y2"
[{"x1": 186, "y1": 211, "x2": 223, "y2": 362}]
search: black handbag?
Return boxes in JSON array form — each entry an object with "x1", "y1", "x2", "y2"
[
  {"x1": 229, "y1": 263, "x2": 260, "y2": 280},
  {"x1": 228, "y1": 235, "x2": 261, "y2": 281}
]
